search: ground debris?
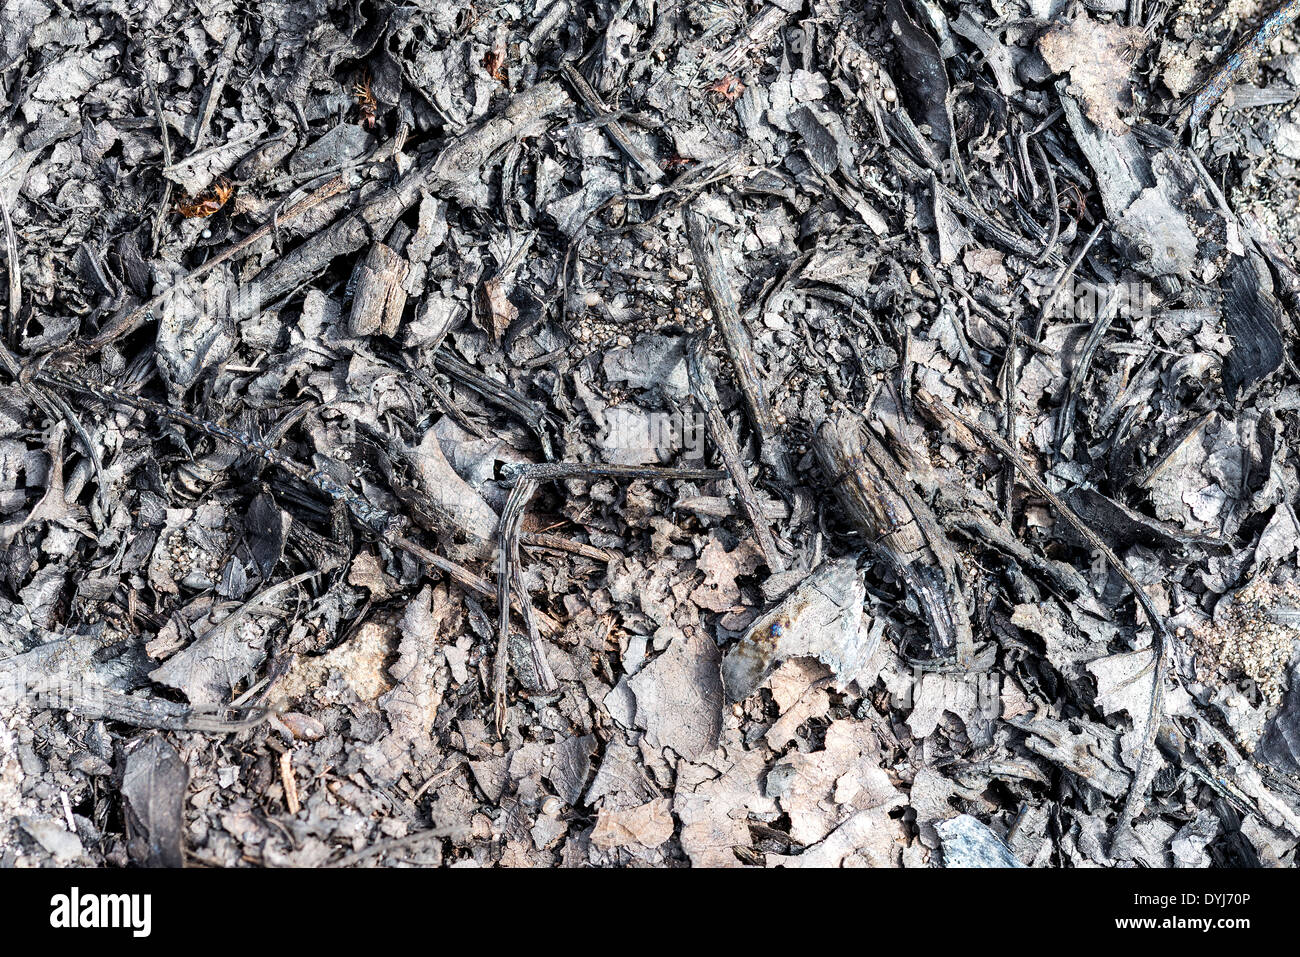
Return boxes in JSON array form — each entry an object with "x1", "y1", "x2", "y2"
[{"x1": 1, "y1": 0, "x2": 1299, "y2": 870}]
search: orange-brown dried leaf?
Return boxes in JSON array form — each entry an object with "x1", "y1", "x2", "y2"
[
  {"x1": 482, "y1": 48, "x2": 507, "y2": 82},
  {"x1": 175, "y1": 178, "x2": 234, "y2": 218},
  {"x1": 709, "y1": 75, "x2": 745, "y2": 101},
  {"x1": 354, "y1": 75, "x2": 378, "y2": 128}
]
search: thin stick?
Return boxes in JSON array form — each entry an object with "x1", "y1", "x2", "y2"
[
  {"x1": 688, "y1": 334, "x2": 785, "y2": 572},
  {"x1": 561, "y1": 62, "x2": 663, "y2": 181},
  {"x1": 684, "y1": 203, "x2": 797, "y2": 486},
  {"x1": 1031, "y1": 221, "x2": 1105, "y2": 341},
  {"x1": 1183, "y1": 1, "x2": 1300, "y2": 128}
]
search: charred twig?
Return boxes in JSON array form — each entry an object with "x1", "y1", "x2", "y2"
[
  {"x1": 561, "y1": 62, "x2": 663, "y2": 181},
  {"x1": 714, "y1": 2, "x2": 793, "y2": 71},
  {"x1": 1031, "y1": 139, "x2": 1060, "y2": 264},
  {"x1": 1054, "y1": 290, "x2": 1120, "y2": 450},
  {"x1": 32, "y1": 366, "x2": 394, "y2": 526},
  {"x1": 815, "y1": 414, "x2": 976, "y2": 667},
  {"x1": 248, "y1": 83, "x2": 570, "y2": 318},
  {"x1": 143, "y1": 64, "x2": 175, "y2": 256},
  {"x1": 63, "y1": 82, "x2": 572, "y2": 362},
  {"x1": 913, "y1": 221, "x2": 996, "y2": 408},
  {"x1": 957, "y1": 290, "x2": 1056, "y2": 358},
  {"x1": 591, "y1": 153, "x2": 749, "y2": 241},
  {"x1": 803, "y1": 149, "x2": 888, "y2": 235},
  {"x1": 65, "y1": 173, "x2": 350, "y2": 359},
  {"x1": 998, "y1": 313, "x2": 1025, "y2": 522},
  {"x1": 994, "y1": 221, "x2": 1107, "y2": 518},
  {"x1": 162, "y1": 130, "x2": 264, "y2": 180},
  {"x1": 432, "y1": 349, "x2": 554, "y2": 459},
  {"x1": 684, "y1": 203, "x2": 799, "y2": 493},
  {"x1": 1031, "y1": 221, "x2": 1105, "y2": 341},
  {"x1": 7, "y1": 675, "x2": 271, "y2": 733},
  {"x1": 687, "y1": 334, "x2": 785, "y2": 572},
  {"x1": 528, "y1": 0, "x2": 570, "y2": 55},
  {"x1": 188, "y1": 32, "x2": 240, "y2": 157},
  {"x1": 498, "y1": 461, "x2": 722, "y2": 489},
  {"x1": 1, "y1": 201, "x2": 113, "y2": 508},
  {"x1": 520, "y1": 531, "x2": 611, "y2": 562},
  {"x1": 1182, "y1": 1, "x2": 1300, "y2": 128},
  {"x1": 943, "y1": 510, "x2": 1091, "y2": 598},
  {"x1": 361, "y1": 343, "x2": 490, "y2": 441},
  {"x1": 348, "y1": 238, "x2": 408, "y2": 337},
  {"x1": 329, "y1": 823, "x2": 469, "y2": 867},
  {"x1": 891, "y1": 151, "x2": 1065, "y2": 265},
  {"x1": 493, "y1": 474, "x2": 557, "y2": 735},
  {"x1": 422, "y1": 80, "x2": 572, "y2": 193},
  {"x1": 0, "y1": 198, "x2": 19, "y2": 341}
]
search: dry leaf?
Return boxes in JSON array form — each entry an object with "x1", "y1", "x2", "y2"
[{"x1": 1039, "y1": 15, "x2": 1147, "y2": 135}]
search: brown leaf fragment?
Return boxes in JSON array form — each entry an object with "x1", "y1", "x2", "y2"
[
  {"x1": 479, "y1": 277, "x2": 518, "y2": 342},
  {"x1": 590, "y1": 798, "x2": 674, "y2": 850},
  {"x1": 346, "y1": 550, "x2": 396, "y2": 599},
  {"x1": 482, "y1": 46, "x2": 508, "y2": 83},
  {"x1": 585, "y1": 735, "x2": 656, "y2": 808},
  {"x1": 629, "y1": 629, "x2": 723, "y2": 760},
  {"x1": 690, "y1": 534, "x2": 762, "y2": 613},
  {"x1": 273, "y1": 616, "x2": 397, "y2": 706},
  {"x1": 768, "y1": 719, "x2": 901, "y2": 846},
  {"x1": 766, "y1": 806, "x2": 907, "y2": 867},
  {"x1": 907, "y1": 671, "x2": 996, "y2": 743},
  {"x1": 1038, "y1": 15, "x2": 1147, "y2": 135},
  {"x1": 962, "y1": 247, "x2": 1007, "y2": 286},
  {"x1": 674, "y1": 741, "x2": 777, "y2": 867},
  {"x1": 764, "y1": 658, "x2": 833, "y2": 749}
]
